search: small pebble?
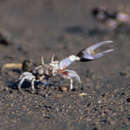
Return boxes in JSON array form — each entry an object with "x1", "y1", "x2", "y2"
[
  {"x1": 126, "y1": 98, "x2": 130, "y2": 103},
  {"x1": 98, "y1": 100, "x2": 102, "y2": 104},
  {"x1": 127, "y1": 115, "x2": 130, "y2": 120},
  {"x1": 119, "y1": 72, "x2": 128, "y2": 76},
  {"x1": 60, "y1": 86, "x2": 68, "y2": 92},
  {"x1": 93, "y1": 127, "x2": 98, "y2": 130},
  {"x1": 79, "y1": 92, "x2": 87, "y2": 96}
]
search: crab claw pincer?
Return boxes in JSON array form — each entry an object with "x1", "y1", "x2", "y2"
[{"x1": 77, "y1": 40, "x2": 114, "y2": 61}]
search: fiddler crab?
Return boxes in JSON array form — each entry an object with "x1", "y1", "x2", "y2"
[{"x1": 17, "y1": 40, "x2": 114, "y2": 93}]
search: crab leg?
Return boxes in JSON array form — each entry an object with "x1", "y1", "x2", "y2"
[
  {"x1": 18, "y1": 77, "x2": 26, "y2": 92},
  {"x1": 58, "y1": 69, "x2": 81, "y2": 90},
  {"x1": 31, "y1": 78, "x2": 36, "y2": 93},
  {"x1": 70, "y1": 79, "x2": 73, "y2": 90}
]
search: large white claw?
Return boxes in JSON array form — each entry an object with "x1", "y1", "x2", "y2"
[
  {"x1": 58, "y1": 55, "x2": 80, "y2": 70},
  {"x1": 77, "y1": 40, "x2": 114, "y2": 61}
]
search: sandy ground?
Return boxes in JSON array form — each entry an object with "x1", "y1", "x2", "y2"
[{"x1": 0, "y1": 0, "x2": 130, "y2": 130}]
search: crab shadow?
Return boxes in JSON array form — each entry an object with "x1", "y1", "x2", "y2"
[
  {"x1": 7, "y1": 80, "x2": 40, "y2": 94},
  {"x1": 6, "y1": 79, "x2": 60, "y2": 94},
  {"x1": 6, "y1": 75, "x2": 83, "y2": 94}
]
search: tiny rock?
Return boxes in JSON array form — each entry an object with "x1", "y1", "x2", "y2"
[{"x1": 60, "y1": 86, "x2": 68, "y2": 92}]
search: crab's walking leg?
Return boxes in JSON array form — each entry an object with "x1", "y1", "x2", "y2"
[
  {"x1": 18, "y1": 77, "x2": 26, "y2": 93},
  {"x1": 70, "y1": 78, "x2": 73, "y2": 90},
  {"x1": 59, "y1": 69, "x2": 81, "y2": 90},
  {"x1": 31, "y1": 78, "x2": 36, "y2": 93}
]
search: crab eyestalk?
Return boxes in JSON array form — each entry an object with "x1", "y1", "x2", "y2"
[
  {"x1": 51, "y1": 54, "x2": 55, "y2": 63},
  {"x1": 41, "y1": 56, "x2": 44, "y2": 65}
]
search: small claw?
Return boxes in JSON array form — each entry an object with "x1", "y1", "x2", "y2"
[{"x1": 77, "y1": 40, "x2": 114, "y2": 61}]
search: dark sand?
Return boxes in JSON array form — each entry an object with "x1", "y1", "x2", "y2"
[{"x1": 0, "y1": 0, "x2": 130, "y2": 130}]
